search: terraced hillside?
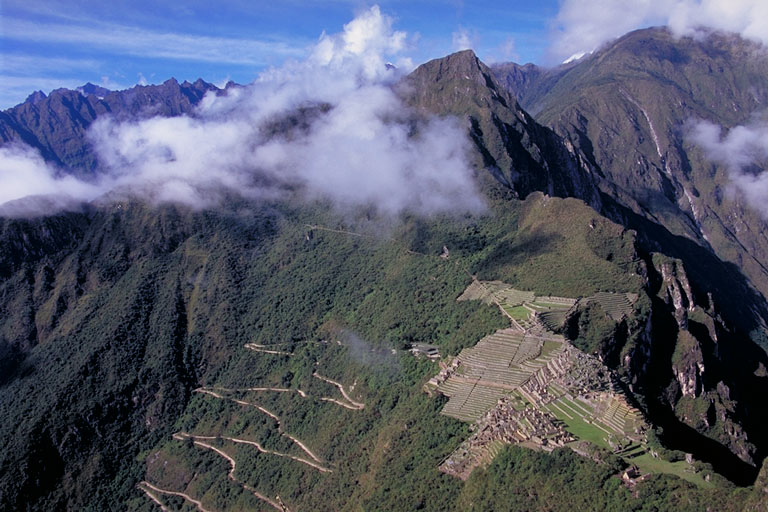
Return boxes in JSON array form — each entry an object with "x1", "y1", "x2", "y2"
[
  {"x1": 431, "y1": 281, "x2": 717, "y2": 486},
  {"x1": 584, "y1": 292, "x2": 638, "y2": 322},
  {"x1": 458, "y1": 280, "x2": 575, "y2": 331},
  {"x1": 4, "y1": 33, "x2": 768, "y2": 510},
  {"x1": 431, "y1": 329, "x2": 563, "y2": 422}
]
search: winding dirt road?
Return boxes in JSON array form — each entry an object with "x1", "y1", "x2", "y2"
[
  {"x1": 138, "y1": 481, "x2": 212, "y2": 512},
  {"x1": 194, "y1": 388, "x2": 324, "y2": 465},
  {"x1": 319, "y1": 397, "x2": 363, "y2": 410},
  {"x1": 175, "y1": 432, "x2": 331, "y2": 473},
  {"x1": 173, "y1": 433, "x2": 289, "y2": 512},
  {"x1": 212, "y1": 386, "x2": 307, "y2": 398},
  {"x1": 244, "y1": 343, "x2": 294, "y2": 356},
  {"x1": 137, "y1": 482, "x2": 172, "y2": 512},
  {"x1": 313, "y1": 373, "x2": 365, "y2": 409}
]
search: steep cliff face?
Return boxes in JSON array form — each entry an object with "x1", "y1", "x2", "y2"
[
  {"x1": 640, "y1": 254, "x2": 767, "y2": 470},
  {"x1": 564, "y1": 244, "x2": 768, "y2": 479},
  {"x1": 493, "y1": 28, "x2": 768, "y2": 322},
  {"x1": 492, "y1": 37, "x2": 768, "y2": 471},
  {"x1": 400, "y1": 50, "x2": 602, "y2": 209},
  {"x1": 2, "y1": 44, "x2": 768, "y2": 504}
]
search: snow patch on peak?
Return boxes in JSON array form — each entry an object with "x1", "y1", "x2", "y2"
[{"x1": 563, "y1": 51, "x2": 587, "y2": 64}]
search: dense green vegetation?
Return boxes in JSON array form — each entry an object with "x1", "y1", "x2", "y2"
[
  {"x1": 459, "y1": 446, "x2": 750, "y2": 512},
  {"x1": 494, "y1": 27, "x2": 768, "y2": 333},
  {"x1": 3, "y1": 34, "x2": 768, "y2": 510},
  {"x1": 568, "y1": 301, "x2": 619, "y2": 355},
  {"x1": 4, "y1": 190, "x2": 761, "y2": 510}
]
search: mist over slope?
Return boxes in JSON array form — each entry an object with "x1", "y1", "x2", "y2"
[
  {"x1": 0, "y1": 6, "x2": 484, "y2": 218},
  {"x1": 0, "y1": 78, "x2": 218, "y2": 176}
]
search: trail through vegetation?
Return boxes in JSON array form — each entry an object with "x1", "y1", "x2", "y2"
[
  {"x1": 171, "y1": 433, "x2": 288, "y2": 512},
  {"x1": 193, "y1": 388, "x2": 325, "y2": 464},
  {"x1": 312, "y1": 373, "x2": 365, "y2": 410},
  {"x1": 244, "y1": 344, "x2": 294, "y2": 356},
  {"x1": 138, "y1": 481, "x2": 212, "y2": 512},
  {"x1": 137, "y1": 483, "x2": 171, "y2": 512}
]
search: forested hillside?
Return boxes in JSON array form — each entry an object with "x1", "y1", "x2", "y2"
[{"x1": 2, "y1": 27, "x2": 768, "y2": 511}]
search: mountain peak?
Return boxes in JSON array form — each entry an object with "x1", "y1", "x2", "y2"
[
  {"x1": 401, "y1": 49, "x2": 515, "y2": 115},
  {"x1": 449, "y1": 48, "x2": 479, "y2": 60},
  {"x1": 419, "y1": 49, "x2": 488, "y2": 83},
  {"x1": 399, "y1": 49, "x2": 602, "y2": 209},
  {"x1": 24, "y1": 90, "x2": 47, "y2": 104},
  {"x1": 76, "y1": 82, "x2": 111, "y2": 98}
]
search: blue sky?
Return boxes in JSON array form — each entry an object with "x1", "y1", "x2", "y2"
[
  {"x1": 2, "y1": 0, "x2": 765, "y2": 109},
  {"x1": 0, "y1": 0, "x2": 560, "y2": 108}
]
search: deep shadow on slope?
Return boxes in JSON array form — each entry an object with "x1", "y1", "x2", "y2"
[
  {"x1": 614, "y1": 195, "x2": 768, "y2": 483},
  {"x1": 0, "y1": 201, "x2": 280, "y2": 509}
]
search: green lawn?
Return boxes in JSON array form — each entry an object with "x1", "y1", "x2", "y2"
[
  {"x1": 545, "y1": 402, "x2": 611, "y2": 449},
  {"x1": 503, "y1": 305, "x2": 531, "y2": 321},
  {"x1": 539, "y1": 340, "x2": 562, "y2": 358},
  {"x1": 630, "y1": 452, "x2": 715, "y2": 488},
  {"x1": 559, "y1": 396, "x2": 593, "y2": 418},
  {"x1": 546, "y1": 400, "x2": 717, "y2": 488}
]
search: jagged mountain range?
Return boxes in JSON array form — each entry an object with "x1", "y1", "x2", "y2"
[
  {"x1": 0, "y1": 78, "x2": 221, "y2": 177},
  {"x1": 1, "y1": 27, "x2": 768, "y2": 510}
]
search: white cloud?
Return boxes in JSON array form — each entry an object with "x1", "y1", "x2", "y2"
[
  {"x1": 452, "y1": 27, "x2": 476, "y2": 52},
  {"x1": 1, "y1": 6, "x2": 485, "y2": 219},
  {"x1": 2, "y1": 16, "x2": 307, "y2": 66},
  {"x1": 549, "y1": 0, "x2": 768, "y2": 63},
  {"x1": 0, "y1": 145, "x2": 103, "y2": 205},
  {"x1": 309, "y1": 5, "x2": 412, "y2": 81},
  {"x1": 690, "y1": 118, "x2": 768, "y2": 218}
]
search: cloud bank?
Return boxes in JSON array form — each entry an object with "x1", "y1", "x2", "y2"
[
  {"x1": 0, "y1": 145, "x2": 103, "y2": 205},
  {"x1": 690, "y1": 118, "x2": 768, "y2": 218},
  {"x1": 550, "y1": 0, "x2": 768, "y2": 63},
  {"x1": 0, "y1": 6, "x2": 485, "y2": 218}
]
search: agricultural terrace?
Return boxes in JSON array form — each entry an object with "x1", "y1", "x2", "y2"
[
  {"x1": 583, "y1": 292, "x2": 638, "y2": 321},
  {"x1": 458, "y1": 280, "x2": 575, "y2": 332},
  {"x1": 428, "y1": 328, "x2": 566, "y2": 422},
  {"x1": 432, "y1": 281, "x2": 707, "y2": 485}
]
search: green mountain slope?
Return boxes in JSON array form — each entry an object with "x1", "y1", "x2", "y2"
[
  {"x1": 400, "y1": 50, "x2": 603, "y2": 209},
  {"x1": 3, "y1": 187, "x2": 766, "y2": 509},
  {"x1": 404, "y1": 48, "x2": 768, "y2": 480},
  {"x1": 1, "y1": 44, "x2": 768, "y2": 510},
  {"x1": 493, "y1": 28, "x2": 768, "y2": 326}
]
